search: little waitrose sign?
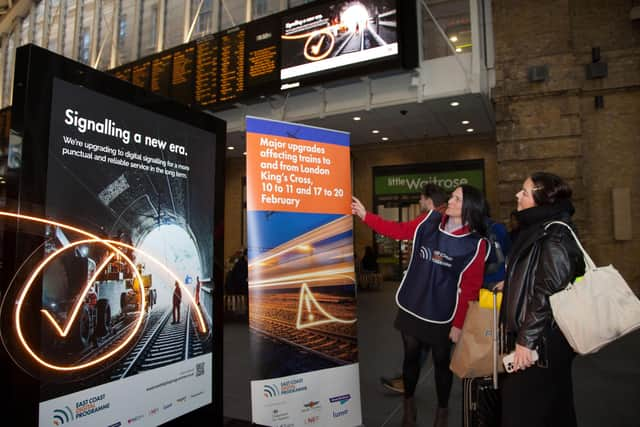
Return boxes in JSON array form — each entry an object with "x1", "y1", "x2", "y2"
[{"x1": 374, "y1": 170, "x2": 484, "y2": 195}]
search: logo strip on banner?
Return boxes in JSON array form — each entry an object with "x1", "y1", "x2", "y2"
[{"x1": 246, "y1": 116, "x2": 362, "y2": 427}]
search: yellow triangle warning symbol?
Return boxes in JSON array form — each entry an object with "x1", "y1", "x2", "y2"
[{"x1": 295, "y1": 283, "x2": 357, "y2": 329}]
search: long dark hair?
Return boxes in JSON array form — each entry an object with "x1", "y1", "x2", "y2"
[
  {"x1": 530, "y1": 172, "x2": 573, "y2": 206},
  {"x1": 460, "y1": 184, "x2": 487, "y2": 236}
]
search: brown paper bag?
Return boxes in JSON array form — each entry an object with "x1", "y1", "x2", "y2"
[{"x1": 450, "y1": 301, "x2": 505, "y2": 378}]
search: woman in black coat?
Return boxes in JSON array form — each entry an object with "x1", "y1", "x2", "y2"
[{"x1": 500, "y1": 172, "x2": 585, "y2": 427}]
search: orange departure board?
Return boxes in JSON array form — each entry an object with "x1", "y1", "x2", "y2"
[
  {"x1": 219, "y1": 27, "x2": 246, "y2": 103},
  {"x1": 0, "y1": 107, "x2": 10, "y2": 145},
  {"x1": 151, "y1": 53, "x2": 172, "y2": 97},
  {"x1": 245, "y1": 17, "x2": 280, "y2": 93},
  {"x1": 131, "y1": 61, "x2": 151, "y2": 90},
  {"x1": 195, "y1": 36, "x2": 219, "y2": 107},
  {"x1": 105, "y1": 0, "x2": 416, "y2": 110},
  {"x1": 112, "y1": 65, "x2": 132, "y2": 83},
  {"x1": 248, "y1": 45, "x2": 276, "y2": 80},
  {"x1": 172, "y1": 45, "x2": 195, "y2": 105}
]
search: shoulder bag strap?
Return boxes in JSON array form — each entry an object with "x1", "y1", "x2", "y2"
[{"x1": 544, "y1": 221, "x2": 596, "y2": 271}]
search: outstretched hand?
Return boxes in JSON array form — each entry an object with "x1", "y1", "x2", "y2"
[{"x1": 351, "y1": 196, "x2": 367, "y2": 220}]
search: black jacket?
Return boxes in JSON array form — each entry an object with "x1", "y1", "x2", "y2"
[{"x1": 501, "y1": 210, "x2": 585, "y2": 351}]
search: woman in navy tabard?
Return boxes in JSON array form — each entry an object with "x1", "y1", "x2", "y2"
[{"x1": 352, "y1": 185, "x2": 487, "y2": 427}]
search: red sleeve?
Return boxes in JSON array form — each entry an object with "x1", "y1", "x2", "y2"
[
  {"x1": 363, "y1": 211, "x2": 428, "y2": 241},
  {"x1": 452, "y1": 239, "x2": 487, "y2": 329}
]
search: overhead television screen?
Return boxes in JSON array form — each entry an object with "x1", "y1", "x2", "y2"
[
  {"x1": 280, "y1": 0, "x2": 400, "y2": 85},
  {"x1": 0, "y1": 45, "x2": 225, "y2": 426}
]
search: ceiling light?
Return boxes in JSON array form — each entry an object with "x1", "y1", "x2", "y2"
[
  {"x1": 449, "y1": 36, "x2": 458, "y2": 42},
  {"x1": 381, "y1": 137, "x2": 389, "y2": 141},
  {"x1": 353, "y1": 116, "x2": 361, "y2": 121},
  {"x1": 461, "y1": 120, "x2": 470, "y2": 125},
  {"x1": 243, "y1": 152, "x2": 247, "y2": 156},
  {"x1": 372, "y1": 130, "x2": 379, "y2": 134},
  {"x1": 466, "y1": 128, "x2": 474, "y2": 133},
  {"x1": 455, "y1": 47, "x2": 462, "y2": 53},
  {"x1": 227, "y1": 146, "x2": 235, "y2": 150},
  {"x1": 450, "y1": 101, "x2": 460, "y2": 107}
]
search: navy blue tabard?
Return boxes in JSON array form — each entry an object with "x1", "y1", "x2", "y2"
[{"x1": 395, "y1": 210, "x2": 484, "y2": 323}]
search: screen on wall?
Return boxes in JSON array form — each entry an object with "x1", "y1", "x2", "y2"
[
  {"x1": 108, "y1": 0, "x2": 417, "y2": 109},
  {"x1": 0, "y1": 44, "x2": 225, "y2": 427},
  {"x1": 280, "y1": 0, "x2": 412, "y2": 87}
]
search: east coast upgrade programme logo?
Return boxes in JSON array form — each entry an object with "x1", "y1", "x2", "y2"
[
  {"x1": 53, "y1": 393, "x2": 111, "y2": 425},
  {"x1": 52, "y1": 406, "x2": 74, "y2": 425}
]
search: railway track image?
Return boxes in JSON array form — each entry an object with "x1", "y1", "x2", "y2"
[
  {"x1": 109, "y1": 306, "x2": 206, "y2": 380},
  {"x1": 249, "y1": 290, "x2": 358, "y2": 364},
  {"x1": 250, "y1": 314, "x2": 357, "y2": 365},
  {"x1": 39, "y1": 303, "x2": 211, "y2": 401},
  {"x1": 72, "y1": 312, "x2": 143, "y2": 365}
]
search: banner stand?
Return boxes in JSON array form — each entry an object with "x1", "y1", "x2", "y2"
[{"x1": 245, "y1": 116, "x2": 362, "y2": 427}]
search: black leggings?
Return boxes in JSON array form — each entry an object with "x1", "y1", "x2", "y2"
[{"x1": 402, "y1": 332, "x2": 453, "y2": 408}]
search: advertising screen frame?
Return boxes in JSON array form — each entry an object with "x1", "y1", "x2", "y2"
[
  {"x1": 279, "y1": 0, "x2": 418, "y2": 89},
  {"x1": 1, "y1": 44, "x2": 225, "y2": 426}
]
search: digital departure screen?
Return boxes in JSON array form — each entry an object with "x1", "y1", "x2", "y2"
[
  {"x1": 151, "y1": 52, "x2": 172, "y2": 97},
  {"x1": 171, "y1": 45, "x2": 196, "y2": 105},
  {"x1": 107, "y1": 0, "x2": 416, "y2": 109},
  {"x1": 219, "y1": 27, "x2": 247, "y2": 103},
  {"x1": 194, "y1": 36, "x2": 220, "y2": 107},
  {"x1": 245, "y1": 16, "x2": 281, "y2": 94},
  {"x1": 131, "y1": 60, "x2": 152, "y2": 90},
  {"x1": 112, "y1": 65, "x2": 133, "y2": 83}
]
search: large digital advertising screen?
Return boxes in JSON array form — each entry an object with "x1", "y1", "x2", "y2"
[
  {"x1": 0, "y1": 45, "x2": 225, "y2": 427},
  {"x1": 280, "y1": 0, "x2": 400, "y2": 84}
]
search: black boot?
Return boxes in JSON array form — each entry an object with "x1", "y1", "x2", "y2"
[
  {"x1": 402, "y1": 397, "x2": 416, "y2": 426},
  {"x1": 433, "y1": 407, "x2": 448, "y2": 427}
]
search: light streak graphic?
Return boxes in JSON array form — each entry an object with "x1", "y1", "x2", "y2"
[
  {"x1": 0, "y1": 211, "x2": 208, "y2": 372},
  {"x1": 282, "y1": 27, "x2": 337, "y2": 61},
  {"x1": 248, "y1": 216, "x2": 352, "y2": 270},
  {"x1": 248, "y1": 266, "x2": 355, "y2": 288},
  {"x1": 41, "y1": 253, "x2": 115, "y2": 337},
  {"x1": 14, "y1": 238, "x2": 146, "y2": 372},
  {"x1": 249, "y1": 215, "x2": 356, "y2": 330},
  {"x1": 282, "y1": 3, "x2": 373, "y2": 62},
  {"x1": 295, "y1": 283, "x2": 357, "y2": 329}
]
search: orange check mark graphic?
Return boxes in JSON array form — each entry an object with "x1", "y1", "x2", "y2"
[
  {"x1": 310, "y1": 35, "x2": 326, "y2": 56},
  {"x1": 41, "y1": 254, "x2": 115, "y2": 337}
]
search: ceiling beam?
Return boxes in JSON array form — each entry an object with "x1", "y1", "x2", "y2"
[{"x1": 1, "y1": 0, "x2": 34, "y2": 35}]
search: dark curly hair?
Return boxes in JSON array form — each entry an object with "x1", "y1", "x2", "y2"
[{"x1": 530, "y1": 172, "x2": 573, "y2": 206}]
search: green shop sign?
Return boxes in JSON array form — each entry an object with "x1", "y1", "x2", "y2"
[{"x1": 375, "y1": 170, "x2": 484, "y2": 195}]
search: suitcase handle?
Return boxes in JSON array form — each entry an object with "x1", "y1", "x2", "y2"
[{"x1": 492, "y1": 289, "x2": 499, "y2": 390}]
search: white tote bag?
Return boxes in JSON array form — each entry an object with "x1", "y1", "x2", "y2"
[{"x1": 546, "y1": 221, "x2": 640, "y2": 355}]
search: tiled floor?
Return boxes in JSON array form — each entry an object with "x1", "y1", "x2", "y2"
[{"x1": 224, "y1": 281, "x2": 640, "y2": 426}]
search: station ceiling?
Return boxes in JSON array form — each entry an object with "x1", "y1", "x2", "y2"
[{"x1": 224, "y1": 92, "x2": 494, "y2": 157}]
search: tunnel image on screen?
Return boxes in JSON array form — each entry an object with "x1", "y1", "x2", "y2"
[
  {"x1": 30, "y1": 78, "x2": 216, "y2": 426},
  {"x1": 280, "y1": 0, "x2": 398, "y2": 81}
]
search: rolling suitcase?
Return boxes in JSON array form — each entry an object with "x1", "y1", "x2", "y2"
[{"x1": 462, "y1": 289, "x2": 501, "y2": 427}]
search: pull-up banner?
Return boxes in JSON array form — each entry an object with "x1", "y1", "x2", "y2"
[{"x1": 246, "y1": 116, "x2": 362, "y2": 427}]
